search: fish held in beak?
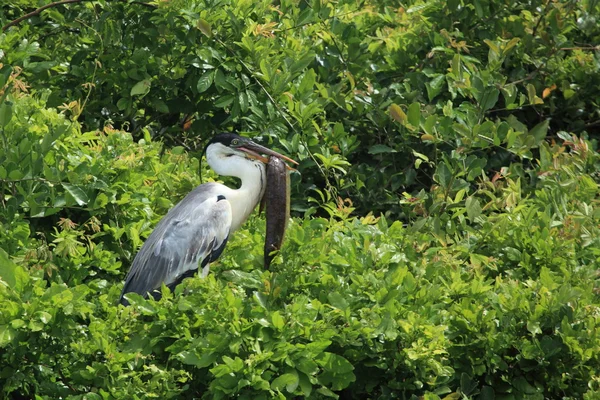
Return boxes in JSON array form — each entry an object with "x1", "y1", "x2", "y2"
[{"x1": 263, "y1": 156, "x2": 290, "y2": 269}]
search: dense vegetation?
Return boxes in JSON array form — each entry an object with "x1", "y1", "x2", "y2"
[{"x1": 1, "y1": 0, "x2": 599, "y2": 398}]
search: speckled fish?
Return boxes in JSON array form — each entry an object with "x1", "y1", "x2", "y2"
[{"x1": 263, "y1": 156, "x2": 290, "y2": 269}]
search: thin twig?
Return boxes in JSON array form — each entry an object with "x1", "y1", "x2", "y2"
[
  {"x1": 558, "y1": 46, "x2": 600, "y2": 51},
  {"x1": 0, "y1": 177, "x2": 64, "y2": 184},
  {"x1": 504, "y1": 71, "x2": 539, "y2": 86},
  {"x1": 486, "y1": 103, "x2": 537, "y2": 114},
  {"x1": 575, "y1": 119, "x2": 600, "y2": 132}
]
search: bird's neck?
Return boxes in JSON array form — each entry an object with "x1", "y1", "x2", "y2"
[
  {"x1": 207, "y1": 152, "x2": 266, "y2": 231},
  {"x1": 228, "y1": 161, "x2": 266, "y2": 231}
]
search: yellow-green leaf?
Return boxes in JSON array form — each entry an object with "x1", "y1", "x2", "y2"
[
  {"x1": 197, "y1": 19, "x2": 212, "y2": 37},
  {"x1": 130, "y1": 79, "x2": 151, "y2": 97},
  {"x1": 271, "y1": 311, "x2": 284, "y2": 330},
  {"x1": 389, "y1": 104, "x2": 407, "y2": 124}
]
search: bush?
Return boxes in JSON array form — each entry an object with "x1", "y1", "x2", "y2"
[{"x1": 1, "y1": 0, "x2": 599, "y2": 398}]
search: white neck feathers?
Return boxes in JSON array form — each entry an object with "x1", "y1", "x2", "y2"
[{"x1": 205, "y1": 143, "x2": 266, "y2": 231}]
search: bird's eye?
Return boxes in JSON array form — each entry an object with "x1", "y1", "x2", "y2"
[{"x1": 231, "y1": 139, "x2": 239, "y2": 146}]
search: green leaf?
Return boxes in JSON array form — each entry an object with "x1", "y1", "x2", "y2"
[
  {"x1": 197, "y1": 18, "x2": 212, "y2": 37},
  {"x1": 296, "y1": 8, "x2": 314, "y2": 26},
  {"x1": 298, "y1": 69, "x2": 316, "y2": 94},
  {"x1": 317, "y1": 352, "x2": 354, "y2": 374},
  {"x1": 197, "y1": 71, "x2": 214, "y2": 93},
  {"x1": 0, "y1": 248, "x2": 29, "y2": 292},
  {"x1": 290, "y1": 53, "x2": 315, "y2": 75},
  {"x1": 130, "y1": 79, "x2": 151, "y2": 96},
  {"x1": 62, "y1": 183, "x2": 89, "y2": 206},
  {"x1": 480, "y1": 386, "x2": 495, "y2": 400},
  {"x1": 8, "y1": 169, "x2": 22, "y2": 180},
  {"x1": 434, "y1": 163, "x2": 452, "y2": 188},
  {"x1": 271, "y1": 371, "x2": 299, "y2": 393},
  {"x1": 34, "y1": 311, "x2": 52, "y2": 324},
  {"x1": 501, "y1": 84, "x2": 517, "y2": 108},
  {"x1": 376, "y1": 312, "x2": 398, "y2": 340},
  {"x1": 0, "y1": 249, "x2": 18, "y2": 288},
  {"x1": 408, "y1": 102, "x2": 420, "y2": 126},
  {"x1": 316, "y1": 387, "x2": 338, "y2": 398},
  {"x1": 484, "y1": 39, "x2": 500, "y2": 56},
  {"x1": 503, "y1": 37, "x2": 520, "y2": 54},
  {"x1": 41, "y1": 284, "x2": 73, "y2": 307},
  {"x1": 426, "y1": 75, "x2": 445, "y2": 101},
  {"x1": 298, "y1": 372, "x2": 313, "y2": 396},
  {"x1": 151, "y1": 98, "x2": 169, "y2": 113},
  {"x1": 214, "y1": 94, "x2": 234, "y2": 108},
  {"x1": 0, "y1": 325, "x2": 16, "y2": 347},
  {"x1": 529, "y1": 119, "x2": 549, "y2": 144},
  {"x1": 316, "y1": 352, "x2": 356, "y2": 390},
  {"x1": 460, "y1": 373, "x2": 478, "y2": 396},
  {"x1": 0, "y1": 101, "x2": 13, "y2": 127},
  {"x1": 296, "y1": 358, "x2": 319, "y2": 375},
  {"x1": 123, "y1": 293, "x2": 157, "y2": 314},
  {"x1": 221, "y1": 269, "x2": 263, "y2": 289},
  {"x1": 526, "y1": 83, "x2": 543, "y2": 105},
  {"x1": 271, "y1": 311, "x2": 285, "y2": 330},
  {"x1": 238, "y1": 91, "x2": 248, "y2": 113},
  {"x1": 513, "y1": 377, "x2": 538, "y2": 394},
  {"x1": 253, "y1": 291, "x2": 268, "y2": 309},
  {"x1": 327, "y1": 292, "x2": 348, "y2": 310},
  {"x1": 10, "y1": 319, "x2": 25, "y2": 329},
  {"x1": 214, "y1": 69, "x2": 227, "y2": 88},
  {"x1": 93, "y1": 192, "x2": 109, "y2": 209},
  {"x1": 480, "y1": 88, "x2": 499, "y2": 111},
  {"x1": 177, "y1": 351, "x2": 217, "y2": 368},
  {"x1": 116, "y1": 97, "x2": 130, "y2": 110},
  {"x1": 527, "y1": 321, "x2": 541, "y2": 336},
  {"x1": 465, "y1": 197, "x2": 481, "y2": 222},
  {"x1": 368, "y1": 144, "x2": 397, "y2": 155}
]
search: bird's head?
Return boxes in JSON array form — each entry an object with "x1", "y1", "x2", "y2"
[{"x1": 204, "y1": 133, "x2": 298, "y2": 173}]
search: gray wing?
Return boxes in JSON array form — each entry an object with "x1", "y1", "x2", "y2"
[{"x1": 120, "y1": 183, "x2": 232, "y2": 304}]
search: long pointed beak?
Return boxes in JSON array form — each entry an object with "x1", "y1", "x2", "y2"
[{"x1": 239, "y1": 142, "x2": 299, "y2": 170}]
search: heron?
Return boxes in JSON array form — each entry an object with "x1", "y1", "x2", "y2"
[{"x1": 119, "y1": 133, "x2": 297, "y2": 305}]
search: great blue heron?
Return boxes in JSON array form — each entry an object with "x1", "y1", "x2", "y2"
[{"x1": 119, "y1": 133, "x2": 297, "y2": 305}]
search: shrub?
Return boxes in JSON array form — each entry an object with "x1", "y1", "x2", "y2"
[{"x1": 1, "y1": 0, "x2": 599, "y2": 398}]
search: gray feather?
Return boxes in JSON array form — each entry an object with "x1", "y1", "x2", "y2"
[{"x1": 120, "y1": 183, "x2": 232, "y2": 304}]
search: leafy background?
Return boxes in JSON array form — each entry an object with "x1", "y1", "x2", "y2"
[{"x1": 1, "y1": 0, "x2": 599, "y2": 398}]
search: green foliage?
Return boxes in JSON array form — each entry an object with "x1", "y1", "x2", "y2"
[
  {"x1": 1, "y1": 0, "x2": 600, "y2": 398},
  {"x1": 3, "y1": 0, "x2": 598, "y2": 217},
  {"x1": 0, "y1": 88, "x2": 599, "y2": 399}
]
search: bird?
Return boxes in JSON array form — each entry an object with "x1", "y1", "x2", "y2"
[{"x1": 119, "y1": 133, "x2": 297, "y2": 305}]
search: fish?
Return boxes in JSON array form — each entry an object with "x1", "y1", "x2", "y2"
[{"x1": 263, "y1": 156, "x2": 290, "y2": 269}]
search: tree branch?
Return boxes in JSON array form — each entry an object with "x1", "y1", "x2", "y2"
[
  {"x1": 3, "y1": 0, "x2": 82, "y2": 31},
  {"x1": 2, "y1": 0, "x2": 156, "y2": 31}
]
